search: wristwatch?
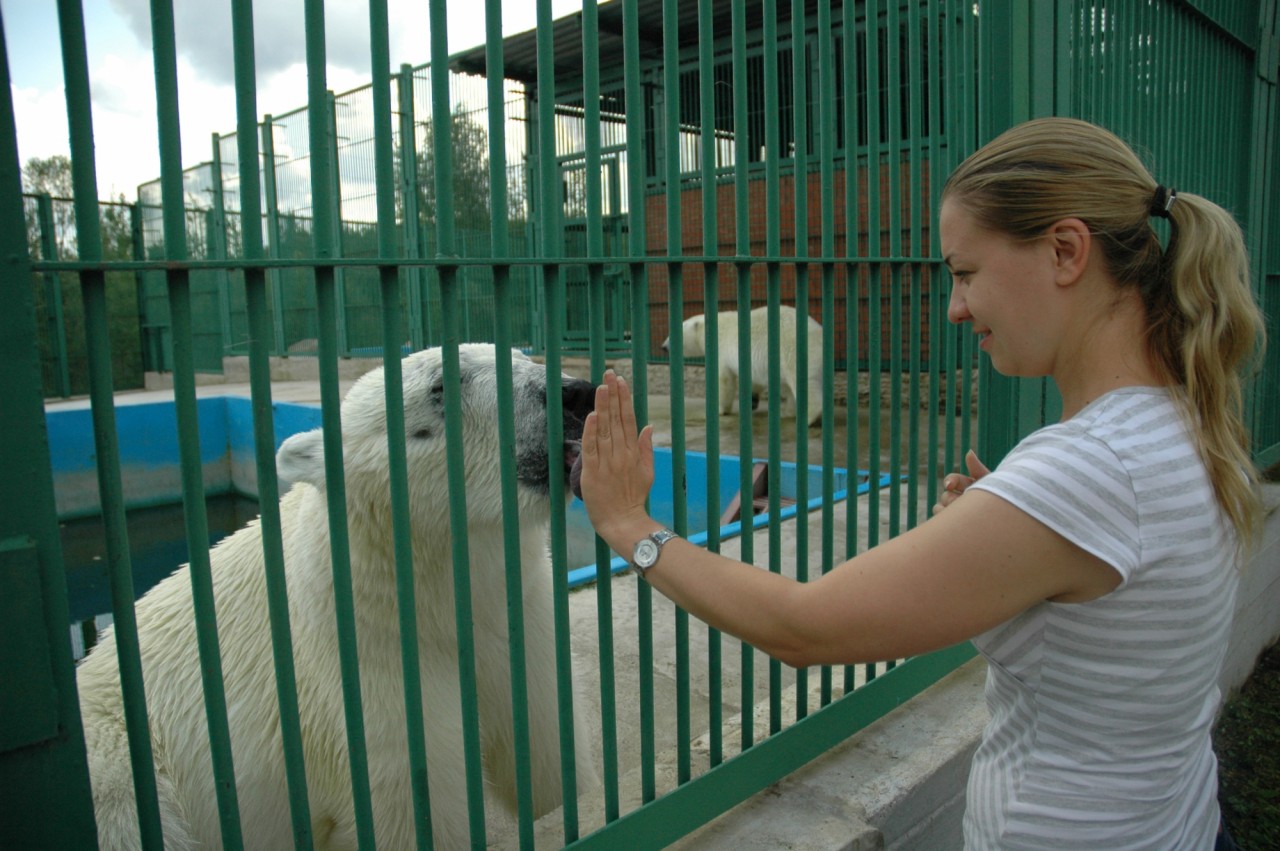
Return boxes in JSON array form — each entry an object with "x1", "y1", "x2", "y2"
[{"x1": 632, "y1": 528, "x2": 679, "y2": 575}]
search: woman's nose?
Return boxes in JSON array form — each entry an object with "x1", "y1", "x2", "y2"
[{"x1": 947, "y1": 284, "x2": 971, "y2": 325}]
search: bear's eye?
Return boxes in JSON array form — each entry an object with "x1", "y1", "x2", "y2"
[{"x1": 411, "y1": 427, "x2": 432, "y2": 440}]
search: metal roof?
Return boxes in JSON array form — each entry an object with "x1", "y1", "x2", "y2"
[{"x1": 448, "y1": 0, "x2": 836, "y2": 85}]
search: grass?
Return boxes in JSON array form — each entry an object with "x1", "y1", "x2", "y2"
[{"x1": 1215, "y1": 641, "x2": 1280, "y2": 849}]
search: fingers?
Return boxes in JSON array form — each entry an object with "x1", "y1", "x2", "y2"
[
  {"x1": 965, "y1": 449, "x2": 991, "y2": 479},
  {"x1": 932, "y1": 455, "x2": 987, "y2": 516},
  {"x1": 615, "y1": 372, "x2": 639, "y2": 448},
  {"x1": 593, "y1": 381, "x2": 612, "y2": 443}
]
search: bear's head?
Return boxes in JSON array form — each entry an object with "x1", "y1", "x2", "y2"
[
  {"x1": 660, "y1": 313, "x2": 707, "y2": 357},
  {"x1": 276, "y1": 344, "x2": 596, "y2": 528}
]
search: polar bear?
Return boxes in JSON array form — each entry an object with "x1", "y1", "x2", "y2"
[
  {"x1": 76, "y1": 345, "x2": 599, "y2": 850},
  {"x1": 664, "y1": 304, "x2": 824, "y2": 427}
]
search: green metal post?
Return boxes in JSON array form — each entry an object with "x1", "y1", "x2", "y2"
[
  {"x1": 886, "y1": 0, "x2": 903, "y2": 547},
  {"x1": 730, "y1": 0, "x2": 756, "y2": 750},
  {"x1": 907, "y1": 2, "x2": 923, "y2": 532},
  {"x1": 56, "y1": 0, "x2": 167, "y2": 846},
  {"x1": 327, "y1": 91, "x2": 350, "y2": 357},
  {"x1": 533, "y1": 0, "x2": 583, "y2": 838},
  {"x1": 303, "y1": 1, "x2": 377, "y2": 846},
  {"x1": 790, "y1": 0, "x2": 811, "y2": 721},
  {"x1": 483, "y1": 4, "x2": 538, "y2": 845},
  {"x1": 581, "y1": 0, "x2": 623, "y2": 824},
  {"x1": 842, "y1": 0, "x2": 862, "y2": 695},
  {"x1": 429, "y1": 0, "x2": 490, "y2": 844},
  {"x1": 621, "y1": 0, "x2": 657, "y2": 803},
  {"x1": 150, "y1": 0, "x2": 245, "y2": 844},
  {"x1": 397, "y1": 65, "x2": 428, "y2": 350},
  {"x1": 259, "y1": 115, "x2": 288, "y2": 355},
  {"x1": 817, "y1": 0, "x2": 837, "y2": 710},
  {"x1": 228, "y1": 1, "x2": 314, "y2": 846},
  {"x1": 36, "y1": 193, "x2": 72, "y2": 397},
  {"x1": 659, "y1": 0, "x2": 692, "y2": 785},
  {"x1": 367, "y1": 4, "x2": 433, "y2": 849},
  {"x1": 209, "y1": 134, "x2": 235, "y2": 353},
  {"x1": 0, "y1": 8, "x2": 97, "y2": 846},
  {"x1": 697, "y1": 0, "x2": 724, "y2": 766}
]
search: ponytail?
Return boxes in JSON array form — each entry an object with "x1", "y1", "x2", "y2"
[{"x1": 1147, "y1": 190, "x2": 1265, "y2": 551}]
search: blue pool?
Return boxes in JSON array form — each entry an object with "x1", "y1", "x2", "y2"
[{"x1": 48, "y1": 396, "x2": 880, "y2": 646}]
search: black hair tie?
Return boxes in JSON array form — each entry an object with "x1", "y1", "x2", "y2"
[{"x1": 1150, "y1": 185, "x2": 1177, "y2": 219}]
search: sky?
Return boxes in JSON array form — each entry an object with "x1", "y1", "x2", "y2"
[{"x1": 2, "y1": 0, "x2": 582, "y2": 200}]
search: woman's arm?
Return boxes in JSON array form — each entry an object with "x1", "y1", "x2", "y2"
[{"x1": 579, "y1": 371, "x2": 1120, "y2": 667}]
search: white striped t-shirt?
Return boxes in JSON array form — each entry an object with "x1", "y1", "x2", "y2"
[{"x1": 962, "y1": 387, "x2": 1237, "y2": 850}]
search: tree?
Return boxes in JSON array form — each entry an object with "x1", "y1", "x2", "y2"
[
  {"x1": 22, "y1": 154, "x2": 134, "y2": 261},
  {"x1": 413, "y1": 107, "x2": 516, "y2": 234},
  {"x1": 21, "y1": 154, "x2": 144, "y2": 395}
]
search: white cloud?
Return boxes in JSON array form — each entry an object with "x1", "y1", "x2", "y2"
[{"x1": 14, "y1": 0, "x2": 583, "y2": 199}]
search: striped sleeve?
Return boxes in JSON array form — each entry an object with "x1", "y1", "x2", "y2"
[{"x1": 968, "y1": 426, "x2": 1141, "y2": 583}]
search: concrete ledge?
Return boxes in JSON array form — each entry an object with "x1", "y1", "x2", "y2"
[{"x1": 672, "y1": 658, "x2": 988, "y2": 851}]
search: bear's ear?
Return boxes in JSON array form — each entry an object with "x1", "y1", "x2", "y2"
[{"x1": 277, "y1": 429, "x2": 327, "y2": 489}]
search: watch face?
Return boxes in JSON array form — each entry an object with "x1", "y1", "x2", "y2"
[{"x1": 634, "y1": 537, "x2": 660, "y2": 568}]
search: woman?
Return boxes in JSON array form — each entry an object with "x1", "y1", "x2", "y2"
[{"x1": 578, "y1": 118, "x2": 1264, "y2": 849}]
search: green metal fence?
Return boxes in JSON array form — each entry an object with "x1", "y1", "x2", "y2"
[{"x1": 2, "y1": 1, "x2": 1278, "y2": 849}]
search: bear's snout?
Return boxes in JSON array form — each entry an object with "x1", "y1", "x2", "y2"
[{"x1": 562, "y1": 379, "x2": 596, "y2": 439}]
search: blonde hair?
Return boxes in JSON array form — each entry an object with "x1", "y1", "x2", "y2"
[{"x1": 943, "y1": 117, "x2": 1266, "y2": 548}]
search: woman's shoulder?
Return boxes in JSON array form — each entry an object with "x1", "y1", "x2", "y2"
[{"x1": 1019, "y1": 386, "x2": 1185, "y2": 459}]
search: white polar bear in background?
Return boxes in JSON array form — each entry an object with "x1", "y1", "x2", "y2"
[
  {"x1": 76, "y1": 344, "x2": 599, "y2": 850},
  {"x1": 664, "y1": 304, "x2": 824, "y2": 427}
]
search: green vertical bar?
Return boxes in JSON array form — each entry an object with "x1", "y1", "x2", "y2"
[
  {"x1": 863, "y1": 0, "x2": 882, "y2": 495},
  {"x1": 817, "y1": 0, "x2": 837, "y2": 710},
  {"x1": 865, "y1": 0, "x2": 884, "y2": 683},
  {"x1": 0, "y1": 5, "x2": 98, "y2": 845},
  {"x1": 259, "y1": 116, "x2": 288, "y2": 355},
  {"x1": 533, "y1": 0, "x2": 581, "y2": 839},
  {"x1": 303, "y1": 1, "x2": 377, "y2": 847},
  {"x1": 209, "y1": 135, "x2": 234, "y2": 352},
  {"x1": 228, "y1": 3, "x2": 314, "y2": 847},
  {"x1": 926, "y1": 0, "x2": 942, "y2": 517},
  {"x1": 761, "y1": 0, "x2": 786, "y2": 738},
  {"x1": 35, "y1": 194, "x2": 72, "y2": 397},
  {"x1": 129, "y1": 202, "x2": 151, "y2": 371},
  {"x1": 482, "y1": 6, "x2": 536, "y2": 847},
  {"x1": 326, "y1": 91, "x2": 350, "y2": 357},
  {"x1": 885, "y1": 0, "x2": 903, "y2": 549},
  {"x1": 54, "y1": 7, "x2": 166, "y2": 842},
  {"x1": 368, "y1": 1, "x2": 433, "y2": 848},
  {"x1": 426, "y1": 1, "x2": 490, "y2": 845},
  {"x1": 621, "y1": 0, "x2": 657, "y2": 803},
  {"x1": 580, "y1": 0, "x2": 621, "y2": 824},
  {"x1": 396, "y1": 67, "x2": 429, "y2": 349},
  {"x1": 790, "y1": 0, "x2": 811, "y2": 722},
  {"x1": 841, "y1": 0, "x2": 861, "y2": 695},
  {"x1": 659, "y1": 0, "x2": 693, "y2": 784},
  {"x1": 697, "y1": 0, "x2": 724, "y2": 767},
  {"x1": 906, "y1": 3, "x2": 923, "y2": 532},
  {"x1": 731, "y1": 0, "x2": 756, "y2": 751},
  {"x1": 150, "y1": 0, "x2": 246, "y2": 843}
]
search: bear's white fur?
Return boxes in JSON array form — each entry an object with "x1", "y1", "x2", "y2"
[
  {"x1": 76, "y1": 345, "x2": 599, "y2": 850},
  {"x1": 665, "y1": 305, "x2": 824, "y2": 427}
]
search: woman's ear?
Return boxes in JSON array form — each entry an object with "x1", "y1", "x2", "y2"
[{"x1": 1047, "y1": 217, "x2": 1091, "y2": 287}]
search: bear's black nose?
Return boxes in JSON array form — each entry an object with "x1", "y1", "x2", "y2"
[{"x1": 563, "y1": 378, "x2": 596, "y2": 423}]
